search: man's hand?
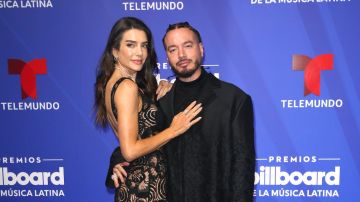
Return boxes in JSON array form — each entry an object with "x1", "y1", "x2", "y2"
[
  {"x1": 112, "y1": 162, "x2": 130, "y2": 188},
  {"x1": 156, "y1": 80, "x2": 173, "y2": 100}
]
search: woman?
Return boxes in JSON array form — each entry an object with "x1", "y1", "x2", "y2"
[{"x1": 94, "y1": 17, "x2": 202, "y2": 201}]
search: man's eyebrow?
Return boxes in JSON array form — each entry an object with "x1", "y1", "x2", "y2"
[
  {"x1": 167, "y1": 45, "x2": 177, "y2": 50},
  {"x1": 183, "y1": 40, "x2": 193, "y2": 44}
]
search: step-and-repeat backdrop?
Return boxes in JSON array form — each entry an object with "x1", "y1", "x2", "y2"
[{"x1": 1, "y1": 0, "x2": 359, "y2": 201}]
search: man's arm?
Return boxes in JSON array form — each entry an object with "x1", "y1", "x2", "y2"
[
  {"x1": 105, "y1": 147, "x2": 128, "y2": 188},
  {"x1": 230, "y1": 95, "x2": 255, "y2": 202}
]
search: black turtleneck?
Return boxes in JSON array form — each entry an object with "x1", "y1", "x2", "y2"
[{"x1": 174, "y1": 68, "x2": 208, "y2": 114}]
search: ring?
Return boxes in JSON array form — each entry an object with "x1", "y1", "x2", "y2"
[
  {"x1": 111, "y1": 173, "x2": 117, "y2": 181},
  {"x1": 184, "y1": 110, "x2": 189, "y2": 114}
]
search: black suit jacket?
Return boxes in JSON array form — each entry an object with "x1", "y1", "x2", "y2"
[{"x1": 158, "y1": 72, "x2": 255, "y2": 202}]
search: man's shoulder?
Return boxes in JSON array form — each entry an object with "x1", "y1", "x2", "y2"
[{"x1": 215, "y1": 77, "x2": 250, "y2": 100}]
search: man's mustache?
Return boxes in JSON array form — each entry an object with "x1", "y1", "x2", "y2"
[{"x1": 176, "y1": 58, "x2": 192, "y2": 66}]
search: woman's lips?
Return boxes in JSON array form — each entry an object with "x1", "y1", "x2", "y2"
[{"x1": 131, "y1": 59, "x2": 142, "y2": 65}]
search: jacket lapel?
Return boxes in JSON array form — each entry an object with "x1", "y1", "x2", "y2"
[
  {"x1": 197, "y1": 73, "x2": 220, "y2": 107},
  {"x1": 158, "y1": 86, "x2": 175, "y2": 122}
]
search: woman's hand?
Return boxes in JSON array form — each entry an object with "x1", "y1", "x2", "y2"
[
  {"x1": 169, "y1": 101, "x2": 202, "y2": 137},
  {"x1": 156, "y1": 80, "x2": 173, "y2": 100},
  {"x1": 112, "y1": 162, "x2": 129, "y2": 188}
]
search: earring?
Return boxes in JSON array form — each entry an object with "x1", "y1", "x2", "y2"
[
  {"x1": 113, "y1": 56, "x2": 122, "y2": 70},
  {"x1": 113, "y1": 56, "x2": 119, "y2": 64}
]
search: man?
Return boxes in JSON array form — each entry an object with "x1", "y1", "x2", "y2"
[{"x1": 109, "y1": 22, "x2": 255, "y2": 201}]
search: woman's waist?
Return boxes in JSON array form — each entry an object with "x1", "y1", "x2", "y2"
[{"x1": 128, "y1": 149, "x2": 166, "y2": 168}]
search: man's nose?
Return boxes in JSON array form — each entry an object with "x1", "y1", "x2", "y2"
[{"x1": 178, "y1": 47, "x2": 186, "y2": 58}]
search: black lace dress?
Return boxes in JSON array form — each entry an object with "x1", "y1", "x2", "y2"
[{"x1": 110, "y1": 78, "x2": 167, "y2": 202}]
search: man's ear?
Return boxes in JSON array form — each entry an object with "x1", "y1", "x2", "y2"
[{"x1": 199, "y1": 42, "x2": 204, "y2": 58}]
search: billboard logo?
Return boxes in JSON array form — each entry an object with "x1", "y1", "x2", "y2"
[
  {"x1": 292, "y1": 54, "x2": 333, "y2": 96},
  {"x1": 0, "y1": 167, "x2": 64, "y2": 186},
  {"x1": 8, "y1": 58, "x2": 47, "y2": 100},
  {"x1": 255, "y1": 155, "x2": 341, "y2": 198},
  {"x1": 0, "y1": 156, "x2": 65, "y2": 197}
]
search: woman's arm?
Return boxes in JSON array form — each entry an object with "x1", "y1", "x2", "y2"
[{"x1": 114, "y1": 79, "x2": 201, "y2": 162}]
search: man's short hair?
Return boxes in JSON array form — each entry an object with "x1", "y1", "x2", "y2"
[{"x1": 162, "y1": 21, "x2": 202, "y2": 49}]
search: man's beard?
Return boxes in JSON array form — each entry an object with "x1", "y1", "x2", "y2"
[{"x1": 171, "y1": 60, "x2": 201, "y2": 78}]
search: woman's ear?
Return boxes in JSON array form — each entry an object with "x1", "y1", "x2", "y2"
[{"x1": 112, "y1": 48, "x2": 119, "y2": 59}]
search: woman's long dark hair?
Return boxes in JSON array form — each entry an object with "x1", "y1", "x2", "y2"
[{"x1": 94, "y1": 17, "x2": 158, "y2": 128}]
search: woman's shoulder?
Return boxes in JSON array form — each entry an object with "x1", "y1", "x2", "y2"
[{"x1": 112, "y1": 78, "x2": 138, "y2": 96}]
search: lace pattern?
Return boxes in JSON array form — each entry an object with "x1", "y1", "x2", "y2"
[{"x1": 111, "y1": 78, "x2": 167, "y2": 201}]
